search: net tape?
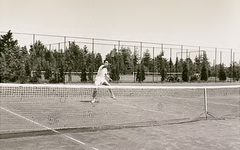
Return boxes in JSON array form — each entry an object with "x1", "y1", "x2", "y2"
[{"x1": 1, "y1": 83, "x2": 240, "y2": 97}]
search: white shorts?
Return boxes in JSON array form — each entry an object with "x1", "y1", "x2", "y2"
[{"x1": 94, "y1": 77, "x2": 109, "y2": 86}]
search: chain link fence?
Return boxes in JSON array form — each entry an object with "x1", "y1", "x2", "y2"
[{"x1": 0, "y1": 31, "x2": 239, "y2": 83}]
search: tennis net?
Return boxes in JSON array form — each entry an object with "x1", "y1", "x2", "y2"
[{"x1": 0, "y1": 83, "x2": 239, "y2": 139}]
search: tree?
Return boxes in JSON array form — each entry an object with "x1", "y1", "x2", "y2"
[
  {"x1": 236, "y1": 64, "x2": 240, "y2": 81},
  {"x1": 0, "y1": 31, "x2": 24, "y2": 83},
  {"x1": 228, "y1": 62, "x2": 239, "y2": 81},
  {"x1": 81, "y1": 68, "x2": 87, "y2": 82},
  {"x1": 136, "y1": 63, "x2": 145, "y2": 82},
  {"x1": 185, "y1": 58, "x2": 196, "y2": 79},
  {"x1": 175, "y1": 57, "x2": 179, "y2": 73},
  {"x1": 200, "y1": 51, "x2": 210, "y2": 81},
  {"x1": 136, "y1": 68, "x2": 141, "y2": 82},
  {"x1": 182, "y1": 61, "x2": 189, "y2": 82},
  {"x1": 133, "y1": 49, "x2": 139, "y2": 81},
  {"x1": 95, "y1": 53, "x2": 103, "y2": 71},
  {"x1": 194, "y1": 55, "x2": 201, "y2": 74},
  {"x1": 219, "y1": 64, "x2": 226, "y2": 81},
  {"x1": 155, "y1": 50, "x2": 166, "y2": 82},
  {"x1": 168, "y1": 57, "x2": 174, "y2": 75},
  {"x1": 86, "y1": 52, "x2": 95, "y2": 81},
  {"x1": 18, "y1": 46, "x2": 29, "y2": 83},
  {"x1": 142, "y1": 49, "x2": 152, "y2": 72},
  {"x1": 29, "y1": 40, "x2": 47, "y2": 79},
  {"x1": 0, "y1": 31, "x2": 18, "y2": 53},
  {"x1": 65, "y1": 42, "x2": 82, "y2": 72},
  {"x1": 108, "y1": 49, "x2": 120, "y2": 81},
  {"x1": 50, "y1": 49, "x2": 63, "y2": 83},
  {"x1": 44, "y1": 49, "x2": 57, "y2": 80},
  {"x1": 200, "y1": 64, "x2": 208, "y2": 81},
  {"x1": 118, "y1": 47, "x2": 132, "y2": 74}
]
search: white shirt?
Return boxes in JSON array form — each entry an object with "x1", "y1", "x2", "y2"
[{"x1": 96, "y1": 65, "x2": 107, "y2": 78}]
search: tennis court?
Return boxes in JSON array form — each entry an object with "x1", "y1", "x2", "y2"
[{"x1": 0, "y1": 83, "x2": 239, "y2": 150}]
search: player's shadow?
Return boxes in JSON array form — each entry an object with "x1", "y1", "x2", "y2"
[{"x1": 79, "y1": 100, "x2": 92, "y2": 103}]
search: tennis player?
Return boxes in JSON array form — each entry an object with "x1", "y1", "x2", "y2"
[{"x1": 92, "y1": 60, "x2": 116, "y2": 103}]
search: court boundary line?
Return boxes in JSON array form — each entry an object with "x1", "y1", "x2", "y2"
[{"x1": 0, "y1": 106, "x2": 99, "y2": 150}]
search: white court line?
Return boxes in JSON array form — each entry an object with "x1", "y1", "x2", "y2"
[{"x1": 0, "y1": 106, "x2": 99, "y2": 150}]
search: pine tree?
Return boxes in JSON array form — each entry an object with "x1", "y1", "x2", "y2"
[
  {"x1": 182, "y1": 61, "x2": 189, "y2": 82},
  {"x1": 136, "y1": 68, "x2": 141, "y2": 82},
  {"x1": 140, "y1": 64, "x2": 145, "y2": 82},
  {"x1": 81, "y1": 68, "x2": 87, "y2": 82},
  {"x1": 0, "y1": 31, "x2": 23, "y2": 82},
  {"x1": 200, "y1": 51, "x2": 210, "y2": 81},
  {"x1": 219, "y1": 64, "x2": 226, "y2": 81},
  {"x1": 200, "y1": 64, "x2": 208, "y2": 81},
  {"x1": 136, "y1": 64, "x2": 145, "y2": 82}
]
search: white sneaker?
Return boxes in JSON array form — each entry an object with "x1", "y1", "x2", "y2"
[
  {"x1": 91, "y1": 98, "x2": 96, "y2": 103},
  {"x1": 91, "y1": 98, "x2": 100, "y2": 103},
  {"x1": 111, "y1": 95, "x2": 116, "y2": 100}
]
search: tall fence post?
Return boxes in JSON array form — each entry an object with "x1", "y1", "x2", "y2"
[
  {"x1": 64, "y1": 36, "x2": 66, "y2": 52},
  {"x1": 199, "y1": 46, "x2": 201, "y2": 62},
  {"x1": 92, "y1": 38, "x2": 95, "y2": 72},
  {"x1": 63, "y1": 36, "x2": 67, "y2": 84},
  {"x1": 140, "y1": 42, "x2": 142, "y2": 59},
  {"x1": 33, "y1": 34, "x2": 35, "y2": 46},
  {"x1": 230, "y1": 49, "x2": 233, "y2": 82},
  {"x1": 153, "y1": 47, "x2": 155, "y2": 82},
  {"x1": 181, "y1": 45, "x2": 183, "y2": 60},
  {"x1": 170, "y1": 48, "x2": 172, "y2": 77},
  {"x1": 118, "y1": 41, "x2": 120, "y2": 52},
  {"x1": 220, "y1": 51, "x2": 222, "y2": 64},
  {"x1": 215, "y1": 48, "x2": 217, "y2": 82}
]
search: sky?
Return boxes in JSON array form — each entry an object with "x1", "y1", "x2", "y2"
[{"x1": 0, "y1": 0, "x2": 240, "y2": 64}]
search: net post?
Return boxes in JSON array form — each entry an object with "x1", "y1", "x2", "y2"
[{"x1": 204, "y1": 88, "x2": 208, "y2": 120}]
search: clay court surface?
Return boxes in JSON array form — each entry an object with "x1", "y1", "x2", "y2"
[
  {"x1": 0, "y1": 83, "x2": 239, "y2": 150},
  {"x1": 0, "y1": 118, "x2": 239, "y2": 150}
]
